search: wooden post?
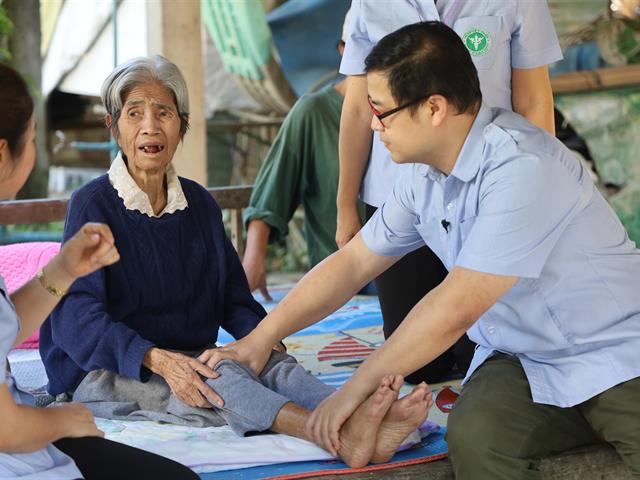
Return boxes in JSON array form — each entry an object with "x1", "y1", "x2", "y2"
[
  {"x1": 230, "y1": 209, "x2": 246, "y2": 258},
  {"x1": 146, "y1": 0, "x2": 207, "y2": 186}
]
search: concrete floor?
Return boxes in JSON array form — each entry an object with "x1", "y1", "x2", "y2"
[{"x1": 303, "y1": 444, "x2": 630, "y2": 479}]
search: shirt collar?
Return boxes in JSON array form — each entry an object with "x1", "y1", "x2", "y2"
[
  {"x1": 417, "y1": 103, "x2": 492, "y2": 183},
  {"x1": 108, "y1": 151, "x2": 188, "y2": 218},
  {"x1": 449, "y1": 103, "x2": 493, "y2": 183},
  {"x1": 418, "y1": 164, "x2": 444, "y2": 182}
]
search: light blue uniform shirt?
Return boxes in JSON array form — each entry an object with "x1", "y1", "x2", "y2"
[
  {"x1": 340, "y1": 0, "x2": 563, "y2": 206},
  {"x1": 361, "y1": 105, "x2": 640, "y2": 408},
  {"x1": 0, "y1": 277, "x2": 83, "y2": 479}
]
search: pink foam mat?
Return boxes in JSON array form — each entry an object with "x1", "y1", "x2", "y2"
[{"x1": 0, "y1": 242, "x2": 61, "y2": 349}]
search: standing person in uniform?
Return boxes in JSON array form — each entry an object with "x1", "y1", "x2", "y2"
[{"x1": 336, "y1": 0, "x2": 563, "y2": 383}]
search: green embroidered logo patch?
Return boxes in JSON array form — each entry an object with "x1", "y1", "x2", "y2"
[{"x1": 463, "y1": 28, "x2": 491, "y2": 56}]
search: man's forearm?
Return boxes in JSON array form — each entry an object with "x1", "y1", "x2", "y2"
[
  {"x1": 516, "y1": 95, "x2": 555, "y2": 135},
  {"x1": 347, "y1": 280, "x2": 470, "y2": 394},
  {"x1": 252, "y1": 235, "x2": 397, "y2": 345},
  {"x1": 347, "y1": 267, "x2": 518, "y2": 395},
  {"x1": 242, "y1": 220, "x2": 272, "y2": 293},
  {"x1": 244, "y1": 220, "x2": 270, "y2": 264},
  {"x1": 337, "y1": 75, "x2": 374, "y2": 210},
  {"x1": 512, "y1": 66, "x2": 555, "y2": 135}
]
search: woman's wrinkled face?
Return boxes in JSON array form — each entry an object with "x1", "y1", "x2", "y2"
[
  {"x1": 0, "y1": 115, "x2": 36, "y2": 199},
  {"x1": 113, "y1": 82, "x2": 182, "y2": 178}
]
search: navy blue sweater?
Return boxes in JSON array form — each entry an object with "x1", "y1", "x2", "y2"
[{"x1": 40, "y1": 175, "x2": 265, "y2": 395}]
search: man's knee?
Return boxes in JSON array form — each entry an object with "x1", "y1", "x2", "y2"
[
  {"x1": 582, "y1": 377, "x2": 640, "y2": 475},
  {"x1": 447, "y1": 393, "x2": 509, "y2": 462},
  {"x1": 447, "y1": 399, "x2": 482, "y2": 457},
  {"x1": 448, "y1": 399, "x2": 539, "y2": 480}
]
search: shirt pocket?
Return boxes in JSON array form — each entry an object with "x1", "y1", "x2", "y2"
[
  {"x1": 481, "y1": 284, "x2": 574, "y2": 353},
  {"x1": 413, "y1": 215, "x2": 445, "y2": 262},
  {"x1": 453, "y1": 16, "x2": 508, "y2": 70},
  {"x1": 458, "y1": 215, "x2": 477, "y2": 245}
]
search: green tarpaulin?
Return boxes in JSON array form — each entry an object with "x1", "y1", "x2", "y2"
[{"x1": 555, "y1": 87, "x2": 640, "y2": 243}]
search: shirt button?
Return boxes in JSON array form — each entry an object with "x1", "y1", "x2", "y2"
[
  {"x1": 447, "y1": 203, "x2": 454, "y2": 211},
  {"x1": 488, "y1": 325, "x2": 496, "y2": 334}
]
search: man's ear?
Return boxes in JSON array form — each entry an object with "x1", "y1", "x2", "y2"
[{"x1": 427, "y1": 95, "x2": 448, "y2": 127}]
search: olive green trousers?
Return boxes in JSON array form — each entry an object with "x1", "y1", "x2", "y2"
[{"x1": 446, "y1": 354, "x2": 640, "y2": 479}]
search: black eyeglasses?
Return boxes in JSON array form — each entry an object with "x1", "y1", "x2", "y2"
[{"x1": 367, "y1": 95, "x2": 428, "y2": 128}]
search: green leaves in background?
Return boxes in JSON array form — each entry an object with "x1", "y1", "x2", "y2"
[{"x1": 0, "y1": 4, "x2": 13, "y2": 63}]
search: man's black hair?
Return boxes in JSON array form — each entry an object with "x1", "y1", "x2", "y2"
[{"x1": 364, "y1": 21, "x2": 482, "y2": 115}]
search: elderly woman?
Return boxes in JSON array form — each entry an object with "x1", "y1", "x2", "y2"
[
  {"x1": 40, "y1": 54, "x2": 289, "y2": 417},
  {"x1": 40, "y1": 54, "x2": 260, "y2": 412},
  {"x1": 0, "y1": 63, "x2": 197, "y2": 479},
  {"x1": 39, "y1": 55, "x2": 430, "y2": 469}
]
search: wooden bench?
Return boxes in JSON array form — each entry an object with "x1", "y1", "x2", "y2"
[{"x1": 0, "y1": 185, "x2": 253, "y2": 257}]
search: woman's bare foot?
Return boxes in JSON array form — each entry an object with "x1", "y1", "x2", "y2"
[
  {"x1": 371, "y1": 382, "x2": 432, "y2": 464},
  {"x1": 338, "y1": 375, "x2": 402, "y2": 468}
]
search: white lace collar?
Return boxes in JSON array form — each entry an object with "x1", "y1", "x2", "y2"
[{"x1": 107, "y1": 152, "x2": 188, "y2": 218}]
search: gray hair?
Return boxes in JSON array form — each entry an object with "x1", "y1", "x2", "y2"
[{"x1": 100, "y1": 54, "x2": 190, "y2": 137}]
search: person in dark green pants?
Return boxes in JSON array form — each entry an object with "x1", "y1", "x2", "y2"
[{"x1": 448, "y1": 354, "x2": 640, "y2": 479}]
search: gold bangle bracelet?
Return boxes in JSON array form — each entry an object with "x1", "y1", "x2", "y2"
[{"x1": 37, "y1": 268, "x2": 67, "y2": 298}]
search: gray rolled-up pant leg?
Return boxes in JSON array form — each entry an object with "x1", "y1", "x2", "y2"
[
  {"x1": 259, "y1": 351, "x2": 336, "y2": 411},
  {"x1": 206, "y1": 358, "x2": 291, "y2": 436}
]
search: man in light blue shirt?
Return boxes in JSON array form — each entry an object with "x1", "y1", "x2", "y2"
[{"x1": 205, "y1": 22, "x2": 640, "y2": 477}]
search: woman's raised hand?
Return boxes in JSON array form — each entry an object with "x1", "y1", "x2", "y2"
[{"x1": 55, "y1": 223, "x2": 120, "y2": 281}]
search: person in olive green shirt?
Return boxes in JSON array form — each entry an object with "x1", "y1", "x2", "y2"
[{"x1": 243, "y1": 75, "x2": 347, "y2": 300}]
